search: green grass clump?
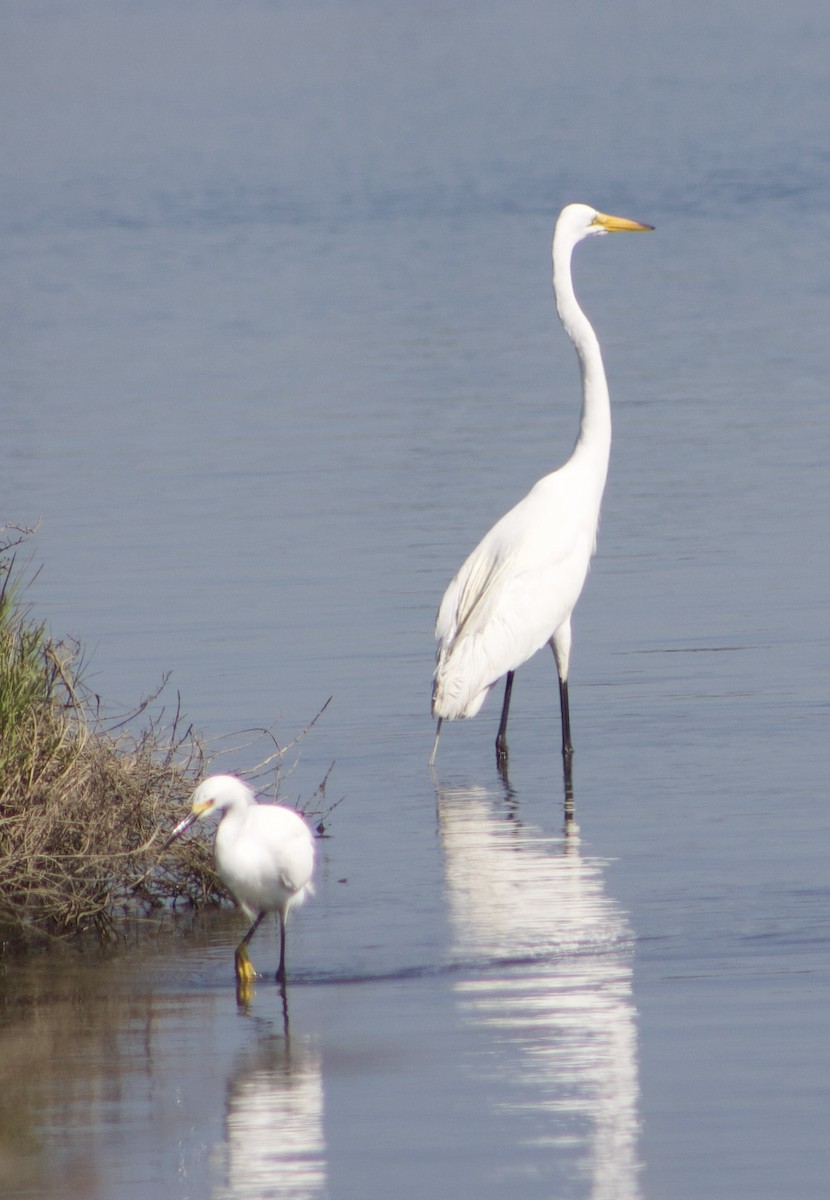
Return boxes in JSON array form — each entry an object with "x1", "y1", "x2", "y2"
[
  {"x1": 0, "y1": 532, "x2": 335, "y2": 951},
  {"x1": 0, "y1": 543, "x2": 219, "y2": 948}
]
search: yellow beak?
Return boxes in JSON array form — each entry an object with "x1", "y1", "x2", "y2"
[{"x1": 593, "y1": 211, "x2": 654, "y2": 233}]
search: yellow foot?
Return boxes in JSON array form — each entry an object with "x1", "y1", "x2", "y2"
[
  {"x1": 234, "y1": 944, "x2": 258, "y2": 986},
  {"x1": 236, "y1": 976, "x2": 255, "y2": 1007}
]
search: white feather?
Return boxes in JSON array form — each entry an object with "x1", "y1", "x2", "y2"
[{"x1": 430, "y1": 203, "x2": 652, "y2": 766}]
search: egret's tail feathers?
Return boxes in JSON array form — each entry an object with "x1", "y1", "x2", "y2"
[{"x1": 431, "y1": 642, "x2": 494, "y2": 722}]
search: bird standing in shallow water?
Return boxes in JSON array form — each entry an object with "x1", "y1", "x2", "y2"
[
  {"x1": 429, "y1": 203, "x2": 652, "y2": 788},
  {"x1": 163, "y1": 774, "x2": 314, "y2": 992}
]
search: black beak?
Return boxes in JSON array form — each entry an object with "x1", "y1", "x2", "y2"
[{"x1": 160, "y1": 809, "x2": 200, "y2": 853}]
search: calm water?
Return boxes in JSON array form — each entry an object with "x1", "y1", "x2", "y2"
[{"x1": 2, "y1": 1, "x2": 829, "y2": 1197}]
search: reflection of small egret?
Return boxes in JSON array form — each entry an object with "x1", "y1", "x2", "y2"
[
  {"x1": 220, "y1": 1034, "x2": 327, "y2": 1200},
  {"x1": 430, "y1": 204, "x2": 652, "y2": 779},
  {"x1": 163, "y1": 774, "x2": 314, "y2": 990}
]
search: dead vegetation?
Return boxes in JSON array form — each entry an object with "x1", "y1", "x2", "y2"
[{"x1": 0, "y1": 528, "x2": 335, "y2": 950}]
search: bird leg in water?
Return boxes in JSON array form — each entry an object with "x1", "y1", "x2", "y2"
[
  {"x1": 276, "y1": 912, "x2": 287, "y2": 985},
  {"x1": 495, "y1": 671, "x2": 515, "y2": 766},
  {"x1": 559, "y1": 675, "x2": 576, "y2": 817},
  {"x1": 235, "y1": 911, "x2": 266, "y2": 985},
  {"x1": 496, "y1": 667, "x2": 573, "y2": 780},
  {"x1": 559, "y1": 676, "x2": 573, "y2": 762}
]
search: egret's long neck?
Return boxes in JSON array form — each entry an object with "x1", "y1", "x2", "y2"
[
  {"x1": 553, "y1": 237, "x2": 611, "y2": 479},
  {"x1": 214, "y1": 801, "x2": 248, "y2": 849}
]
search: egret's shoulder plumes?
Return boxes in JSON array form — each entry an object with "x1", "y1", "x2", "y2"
[
  {"x1": 430, "y1": 202, "x2": 652, "y2": 786},
  {"x1": 164, "y1": 772, "x2": 315, "y2": 992}
]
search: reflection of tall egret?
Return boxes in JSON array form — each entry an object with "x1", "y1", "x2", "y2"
[
  {"x1": 437, "y1": 784, "x2": 641, "y2": 1198},
  {"x1": 430, "y1": 204, "x2": 652, "y2": 780},
  {"x1": 214, "y1": 1034, "x2": 326, "y2": 1200},
  {"x1": 163, "y1": 775, "x2": 314, "y2": 992}
]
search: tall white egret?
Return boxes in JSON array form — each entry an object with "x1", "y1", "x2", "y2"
[
  {"x1": 163, "y1": 774, "x2": 315, "y2": 990},
  {"x1": 429, "y1": 203, "x2": 652, "y2": 781}
]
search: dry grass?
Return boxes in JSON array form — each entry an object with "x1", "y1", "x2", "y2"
[{"x1": 0, "y1": 532, "x2": 335, "y2": 950}]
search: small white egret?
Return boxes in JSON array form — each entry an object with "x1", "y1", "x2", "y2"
[
  {"x1": 430, "y1": 203, "x2": 652, "y2": 780},
  {"x1": 163, "y1": 774, "x2": 315, "y2": 988}
]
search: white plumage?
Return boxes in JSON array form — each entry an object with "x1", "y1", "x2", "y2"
[
  {"x1": 164, "y1": 773, "x2": 314, "y2": 989},
  {"x1": 430, "y1": 203, "x2": 652, "y2": 776}
]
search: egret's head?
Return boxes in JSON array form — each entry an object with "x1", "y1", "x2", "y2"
[
  {"x1": 557, "y1": 203, "x2": 653, "y2": 245},
  {"x1": 190, "y1": 774, "x2": 255, "y2": 818},
  {"x1": 162, "y1": 774, "x2": 255, "y2": 849}
]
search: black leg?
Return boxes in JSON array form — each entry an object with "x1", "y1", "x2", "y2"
[
  {"x1": 243, "y1": 911, "x2": 266, "y2": 947},
  {"x1": 559, "y1": 675, "x2": 573, "y2": 761},
  {"x1": 559, "y1": 676, "x2": 575, "y2": 820},
  {"x1": 495, "y1": 671, "x2": 515, "y2": 766},
  {"x1": 276, "y1": 911, "x2": 287, "y2": 985}
]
